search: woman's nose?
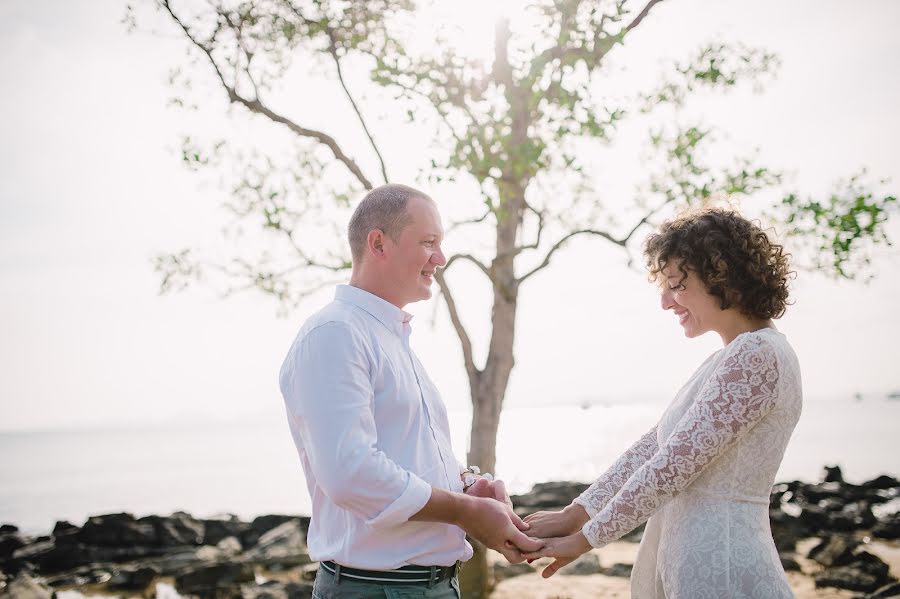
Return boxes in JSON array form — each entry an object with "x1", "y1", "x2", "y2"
[{"x1": 660, "y1": 289, "x2": 674, "y2": 310}]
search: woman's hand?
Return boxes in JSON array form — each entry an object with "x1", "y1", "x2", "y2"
[
  {"x1": 523, "y1": 503, "x2": 589, "y2": 539},
  {"x1": 522, "y1": 532, "x2": 593, "y2": 578}
]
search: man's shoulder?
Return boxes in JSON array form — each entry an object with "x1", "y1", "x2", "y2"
[{"x1": 295, "y1": 300, "x2": 369, "y2": 343}]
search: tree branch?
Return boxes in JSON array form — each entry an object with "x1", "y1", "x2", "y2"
[
  {"x1": 518, "y1": 228, "x2": 625, "y2": 284},
  {"x1": 623, "y1": 0, "x2": 666, "y2": 36},
  {"x1": 435, "y1": 270, "x2": 479, "y2": 381},
  {"x1": 162, "y1": 0, "x2": 374, "y2": 190},
  {"x1": 327, "y1": 33, "x2": 390, "y2": 184},
  {"x1": 447, "y1": 209, "x2": 493, "y2": 233},
  {"x1": 444, "y1": 253, "x2": 492, "y2": 279}
]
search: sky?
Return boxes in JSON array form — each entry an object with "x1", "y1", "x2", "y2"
[{"x1": 1, "y1": 0, "x2": 899, "y2": 434}]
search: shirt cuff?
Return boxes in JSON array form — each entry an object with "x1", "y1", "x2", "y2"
[
  {"x1": 572, "y1": 496, "x2": 600, "y2": 519},
  {"x1": 581, "y1": 519, "x2": 608, "y2": 549},
  {"x1": 365, "y1": 472, "x2": 433, "y2": 529}
]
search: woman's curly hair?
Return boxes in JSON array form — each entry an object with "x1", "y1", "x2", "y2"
[{"x1": 644, "y1": 208, "x2": 792, "y2": 320}]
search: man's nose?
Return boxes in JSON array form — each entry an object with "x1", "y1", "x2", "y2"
[{"x1": 432, "y1": 246, "x2": 447, "y2": 267}]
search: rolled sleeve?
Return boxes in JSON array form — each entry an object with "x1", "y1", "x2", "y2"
[{"x1": 366, "y1": 472, "x2": 433, "y2": 528}]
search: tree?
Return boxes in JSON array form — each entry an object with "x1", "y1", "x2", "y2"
[{"x1": 131, "y1": 1, "x2": 896, "y2": 595}]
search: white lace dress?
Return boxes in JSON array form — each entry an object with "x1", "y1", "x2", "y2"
[{"x1": 573, "y1": 329, "x2": 802, "y2": 599}]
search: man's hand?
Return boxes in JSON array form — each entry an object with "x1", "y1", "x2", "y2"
[
  {"x1": 464, "y1": 477, "x2": 529, "y2": 532},
  {"x1": 457, "y1": 495, "x2": 544, "y2": 563},
  {"x1": 521, "y1": 532, "x2": 593, "y2": 578},
  {"x1": 523, "y1": 503, "x2": 589, "y2": 539}
]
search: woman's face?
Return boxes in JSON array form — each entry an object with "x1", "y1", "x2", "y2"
[{"x1": 659, "y1": 262, "x2": 724, "y2": 339}]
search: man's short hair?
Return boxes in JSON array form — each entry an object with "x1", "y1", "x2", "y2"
[{"x1": 348, "y1": 184, "x2": 431, "y2": 264}]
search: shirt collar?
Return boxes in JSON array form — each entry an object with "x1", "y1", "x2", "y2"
[{"x1": 335, "y1": 285, "x2": 413, "y2": 338}]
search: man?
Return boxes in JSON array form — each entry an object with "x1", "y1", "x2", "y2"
[{"x1": 279, "y1": 184, "x2": 541, "y2": 598}]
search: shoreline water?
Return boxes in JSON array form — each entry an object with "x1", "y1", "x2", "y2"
[{"x1": 3, "y1": 396, "x2": 899, "y2": 535}]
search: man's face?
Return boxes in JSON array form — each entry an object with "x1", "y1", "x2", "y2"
[{"x1": 382, "y1": 196, "x2": 447, "y2": 307}]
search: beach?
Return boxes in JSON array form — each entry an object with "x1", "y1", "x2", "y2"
[{"x1": 2, "y1": 472, "x2": 899, "y2": 599}]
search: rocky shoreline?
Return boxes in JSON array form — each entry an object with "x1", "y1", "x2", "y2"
[{"x1": 1, "y1": 466, "x2": 898, "y2": 599}]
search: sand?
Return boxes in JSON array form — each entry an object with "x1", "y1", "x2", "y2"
[{"x1": 489, "y1": 538, "x2": 900, "y2": 598}]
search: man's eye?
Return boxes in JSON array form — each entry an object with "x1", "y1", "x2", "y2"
[
  {"x1": 423, "y1": 240, "x2": 435, "y2": 246},
  {"x1": 669, "y1": 284, "x2": 685, "y2": 291}
]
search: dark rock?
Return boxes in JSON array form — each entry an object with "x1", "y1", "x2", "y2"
[
  {"x1": 863, "y1": 476, "x2": 900, "y2": 491},
  {"x1": 0, "y1": 533, "x2": 27, "y2": 561},
  {"x1": 0, "y1": 525, "x2": 19, "y2": 534},
  {"x1": 817, "y1": 566, "x2": 882, "y2": 593},
  {"x1": 824, "y1": 465, "x2": 845, "y2": 483},
  {"x1": 808, "y1": 535, "x2": 859, "y2": 568},
  {"x1": 241, "y1": 521, "x2": 310, "y2": 568},
  {"x1": 44, "y1": 566, "x2": 112, "y2": 588},
  {"x1": 240, "y1": 580, "x2": 314, "y2": 599},
  {"x1": 769, "y1": 510, "x2": 807, "y2": 552},
  {"x1": 1, "y1": 572, "x2": 53, "y2": 599},
  {"x1": 203, "y1": 517, "x2": 252, "y2": 547},
  {"x1": 175, "y1": 562, "x2": 255, "y2": 597},
  {"x1": 138, "y1": 512, "x2": 205, "y2": 547},
  {"x1": 51, "y1": 522, "x2": 78, "y2": 536},
  {"x1": 510, "y1": 482, "x2": 590, "y2": 511},
  {"x1": 820, "y1": 497, "x2": 847, "y2": 512},
  {"x1": 815, "y1": 552, "x2": 894, "y2": 593},
  {"x1": 44, "y1": 573, "x2": 91, "y2": 588},
  {"x1": 559, "y1": 552, "x2": 602, "y2": 576},
  {"x1": 138, "y1": 547, "x2": 209, "y2": 576},
  {"x1": 603, "y1": 563, "x2": 633, "y2": 578},
  {"x1": 859, "y1": 581, "x2": 900, "y2": 598},
  {"x1": 797, "y1": 504, "x2": 831, "y2": 530},
  {"x1": 76, "y1": 513, "x2": 157, "y2": 546},
  {"x1": 107, "y1": 565, "x2": 160, "y2": 591},
  {"x1": 492, "y1": 561, "x2": 533, "y2": 582},
  {"x1": 243, "y1": 516, "x2": 307, "y2": 549},
  {"x1": 873, "y1": 514, "x2": 900, "y2": 539},
  {"x1": 780, "y1": 553, "x2": 802, "y2": 572},
  {"x1": 10, "y1": 540, "x2": 54, "y2": 564}
]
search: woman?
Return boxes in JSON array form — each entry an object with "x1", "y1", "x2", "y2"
[{"x1": 523, "y1": 208, "x2": 801, "y2": 598}]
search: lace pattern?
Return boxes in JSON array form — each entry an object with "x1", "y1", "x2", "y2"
[
  {"x1": 573, "y1": 426, "x2": 659, "y2": 518},
  {"x1": 583, "y1": 333, "x2": 781, "y2": 547}
]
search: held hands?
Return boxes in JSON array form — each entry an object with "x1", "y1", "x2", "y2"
[
  {"x1": 464, "y1": 476, "x2": 529, "y2": 531},
  {"x1": 457, "y1": 495, "x2": 544, "y2": 564},
  {"x1": 522, "y1": 504, "x2": 593, "y2": 577},
  {"x1": 523, "y1": 503, "x2": 589, "y2": 539},
  {"x1": 521, "y1": 531, "x2": 593, "y2": 578}
]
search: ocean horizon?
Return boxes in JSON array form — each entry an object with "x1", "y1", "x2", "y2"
[{"x1": 2, "y1": 395, "x2": 898, "y2": 536}]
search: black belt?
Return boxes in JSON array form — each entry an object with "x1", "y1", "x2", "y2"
[{"x1": 320, "y1": 560, "x2": 459, "y2": 587}]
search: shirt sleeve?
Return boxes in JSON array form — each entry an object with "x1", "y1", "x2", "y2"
[
  {"x1": 581, "y1": 334, "x2": 781, "y2": 548},
  {"x1": 572, "y1": 425, "x2": 659, "y2": 518},
  {"x1": 280, "y1": 321, "x2": 433, "y2": 529}
]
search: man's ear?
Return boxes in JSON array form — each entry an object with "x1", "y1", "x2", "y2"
[{"x1": 366, "y1": 229, "x2": 386, "y2": 260}]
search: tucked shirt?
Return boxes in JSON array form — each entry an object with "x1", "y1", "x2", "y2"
[{"x1": 278, "y1": 285, "x2": 472, "y2": 569}]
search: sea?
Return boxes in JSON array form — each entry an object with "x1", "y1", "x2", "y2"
[{"x1": 2, "y1": 396, "x2": 899, "y2": 536}]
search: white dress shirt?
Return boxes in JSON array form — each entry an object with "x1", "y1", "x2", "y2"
[{"x1": 278, "y1": 285, "x2": 473, "y2": 569}]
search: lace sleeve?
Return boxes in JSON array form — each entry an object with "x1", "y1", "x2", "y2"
[
  {"x1": 582, "y1": 334, "x2": 781, "y2": 548},
  {"x1": 573, "y1": 426, "x2": 659, "y2": 517}
]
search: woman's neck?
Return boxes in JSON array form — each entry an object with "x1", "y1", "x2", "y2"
[{"x1": 717, "y1": 313, "x2": 775, "y2": 346}]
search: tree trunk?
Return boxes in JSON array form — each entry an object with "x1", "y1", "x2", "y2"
[{"x1": 460, "y1": 295, "x2": 517, "y2": 598}]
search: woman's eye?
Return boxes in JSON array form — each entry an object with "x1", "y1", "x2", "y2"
[{"x1": 669, "y1": 284, "x2": 685, "y2": 291}]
